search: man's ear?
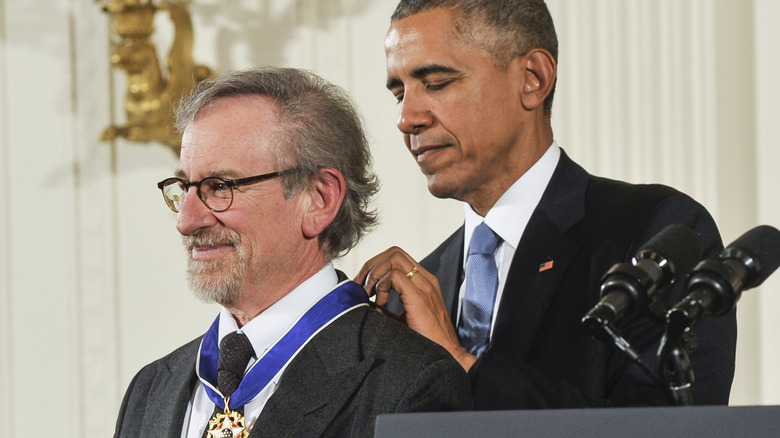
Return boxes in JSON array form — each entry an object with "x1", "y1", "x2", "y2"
[
  {"x1": 518, "y1": 48, "x2": 557, "y2": 111},
  {"x1": 301, "y1": 167, "x2": 346, "y2": 239}
]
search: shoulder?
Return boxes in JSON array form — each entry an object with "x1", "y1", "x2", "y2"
[
  {"x1": 115, "y1": 337, "x2": 202, "y2": 435},
  {"x1": 552, "y1": 149, "x2": 710, "y2": 220},
  {"x1": 555, "y1": 151, "x2": 708, "y2": 224},
  {"x1": 334, "y1": 306, "x2": 457, "y2": 363},
  {"x1": 556, "y1": 149, "x2": 711, "y2": 224},
  {"x1": 543, "y1": 152, "x2": 722, "y2": 266},
  {"x1": 125, "y1": 337, "x2": 201, "y2": 391},
  {"x1": 331, "y1": 307, "x2": 472, "y2": 408},
  {"x1": 324, "y1": 307, "x2": 468, "y2": 389},
  {"x1": 588, "y1": 175, "x2": 695, "y2": 210},
  {"x1": 147, "y1": 336, "x2": 202, "y2": 370},
  {"x1": 585, "y1": 176, "x2": 719, "y2": 246},
  {"x1": 554, "y1": 152, "x2": 719, "y2": 247}
]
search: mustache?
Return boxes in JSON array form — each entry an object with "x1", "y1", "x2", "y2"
[{"x1": 182, "y1": 230, "x2": 241, "y2": 251}]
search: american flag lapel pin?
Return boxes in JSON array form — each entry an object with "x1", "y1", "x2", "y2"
[{"x1": 539, "y1": 260, "x2": 554, "y2": 272}]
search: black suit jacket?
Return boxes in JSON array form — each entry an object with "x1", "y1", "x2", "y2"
[
  {"x1": 393, "y1": 150, "x2": 736, "y2": 409},
  {"x1": 114, "y1": 306, "x2": 472, "y2": 437}
]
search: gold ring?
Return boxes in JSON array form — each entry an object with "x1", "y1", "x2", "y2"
[{"x1": 405, "y1": 266, "x2": 418, "y2": 278}]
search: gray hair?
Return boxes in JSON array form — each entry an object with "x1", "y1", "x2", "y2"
[
  {"x1": 392, "y1": 0, "x2": 558, "y2": 116},
  {"x1": 175, "y1": 66, "x2": 379, "y2": 259}
]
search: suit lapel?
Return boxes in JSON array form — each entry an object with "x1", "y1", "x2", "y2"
[
  {"x1": 493, "y1": 215, "x2": 578, "y2": 360},
  {"x1": 491, "y1": 150, "x2": 587, "y2": 361},
  {"x1": 434, "y1": 228, "x2": 464, "y2": 324},
  {"x1": 138, "y1": 341, "x2": 200, "y2": 437},
  {"x1": 249, "y1": 309, "x2": 378, "y2": 438}
]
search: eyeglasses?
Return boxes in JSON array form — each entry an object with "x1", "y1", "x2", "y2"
[{"x1": 157, "y1": 169, "x2": 298, "y2": 213}]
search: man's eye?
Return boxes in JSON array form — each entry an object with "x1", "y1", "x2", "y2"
[
  {"x1": 426, "y1": 80, "x2": 451, "y2": 91},
  {"x1": 390, "y1": 89, "x2": 404, "y2": 103},
  {"x1": 204, "y1": 179, "x2": 229, "y2": 192}
]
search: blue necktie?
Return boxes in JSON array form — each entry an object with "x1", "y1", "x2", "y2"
[{"x1": 458, "y1": 222, "x2": 501, "y2": 357}]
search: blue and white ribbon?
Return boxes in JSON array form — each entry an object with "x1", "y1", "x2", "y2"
[{"x1": 197, "y1": 280, "x2": 369, "y2": 409}]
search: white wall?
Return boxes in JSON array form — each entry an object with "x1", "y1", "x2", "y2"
[
  {"x1": 754, "y1": 0, "x2": 780, "y2": 405},
  {"x1": 1, "y1": 1, "x2": 778, "y2": 436}
]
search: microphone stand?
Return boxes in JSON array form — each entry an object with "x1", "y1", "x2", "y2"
[
  {"x1": 658, "y1": 309, "x2": 698, "y2": 406},
  {"x1": 587, "y1": 321, "x2": 676, "y2": 404}
]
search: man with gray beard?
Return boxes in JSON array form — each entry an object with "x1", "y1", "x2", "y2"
[{"x1": 114, "y1": 66, "x2": 471, "y2": 438}]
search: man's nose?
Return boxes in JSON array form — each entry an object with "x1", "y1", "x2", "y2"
[
  {"x1": 175, "y1": 188, "x2": 217, "y2": 235},
  {"x1": 397, "y1": 91, "x2": 434, "y2": 135}
]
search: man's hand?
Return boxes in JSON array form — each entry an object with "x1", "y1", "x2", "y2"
[{"x1": 355, "y1": 247, "x2": 477, "y2": 372}]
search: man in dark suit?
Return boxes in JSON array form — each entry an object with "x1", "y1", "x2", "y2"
[
  {"x1": 114, "y1": 67, "x2": 471, "y2": 438},
  {"x1": 357, "y1": 0, "x2": 736, "y2": 408}
]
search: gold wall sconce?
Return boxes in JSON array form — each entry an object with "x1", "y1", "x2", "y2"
[{"x1": 97, "y1": 0, "x2": 212, "y2": 154}]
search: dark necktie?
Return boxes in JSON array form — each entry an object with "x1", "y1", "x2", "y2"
[
  {"x1": 218, "y1": 331, "x2": 255, "y2": 400},
  {"x1": 202, "y1": 331, "x2": 254, "y2": 438},
  {"x1": 458, "y1": 222, "x2": 501, "y2": 357}
]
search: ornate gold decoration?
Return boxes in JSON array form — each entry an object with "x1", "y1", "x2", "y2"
[
  {"x1": 206, "y1": 398, "x2": 249, "y2": 438},
  {"x1": 97, "y1": 0, "x2": 212, "y2": 154}
]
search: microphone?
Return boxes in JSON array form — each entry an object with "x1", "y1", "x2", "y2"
[
  {"x1": 667, "y1": 225, "x2": 780, "y2": 327},
  {"x1": 660, "y1": 225, "x2": 780, "y2": 406},
  {"x1": 582, "y1": 224, "x2": 702, "y2": 334}
]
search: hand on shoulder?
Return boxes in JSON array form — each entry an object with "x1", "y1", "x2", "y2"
[{"x1": 356, "y1": 246, "x2": 477, "y2": 371}]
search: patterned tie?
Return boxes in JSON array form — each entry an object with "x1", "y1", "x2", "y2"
[
  {"x1": 202, "y1": 331, "x2": 254, "y2": 438},
  {"x1": 458, "y1": 222, "x2": 501, "y2": 357},
  {"x1": 217, "y1": 331, "x2": 255, "y2": 400}
]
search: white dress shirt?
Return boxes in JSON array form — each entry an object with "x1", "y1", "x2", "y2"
[
  {"x1": 181, "y1": 263, "x2": 339, "y2": 438},
  {"x1": 457, "y1": 142, "x2": 560, "y2": 337}
]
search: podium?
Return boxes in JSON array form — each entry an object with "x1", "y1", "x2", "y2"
[{"x1": 375, "y1": 405, "x2": 780, "y2": 437}]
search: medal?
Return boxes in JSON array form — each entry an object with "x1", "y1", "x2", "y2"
[
  {"x1": 196, "y1": 280, "x2": 370, "y2": 435},
  {"x1": 206, "y1": 396, "x2": 249, "y2": 438}
]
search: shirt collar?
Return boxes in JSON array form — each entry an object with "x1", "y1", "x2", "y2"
[
  {"x1": 217, "y1": 263, "x2": 338, "y2": 359},
  {"x1": 464, "y1": 142, "x2": 560, "y2": 255}
]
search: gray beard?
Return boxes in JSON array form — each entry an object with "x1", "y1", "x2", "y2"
[{"x1": 182, "y1": 230, "x2": 246, "y2": 307}]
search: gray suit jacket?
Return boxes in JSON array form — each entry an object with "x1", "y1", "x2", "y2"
[{"x1": 114, "y1": 306, "x2": 472, "y2": 437}]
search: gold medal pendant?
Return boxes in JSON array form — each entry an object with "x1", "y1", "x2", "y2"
[{"x1": 206, "y1": 397, "x2": 249, "y2": 438}]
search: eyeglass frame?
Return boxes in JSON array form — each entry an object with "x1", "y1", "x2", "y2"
[{"x1": 156, "y1": 168, "x2": 301, "y2": 213}]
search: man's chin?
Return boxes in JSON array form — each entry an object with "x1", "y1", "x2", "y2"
[
  {"x1": 184, "y1": 245, "x2": 245, "y2": 307},
  {"x1": 426, "y1": 178, "x2": 458, "y2": 200},
  {"x1": 187, "y1": 271, "x2": 239, "y2": 307}
]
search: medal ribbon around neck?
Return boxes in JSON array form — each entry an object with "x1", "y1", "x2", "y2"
[{"x1": 197, "y1": 280, "x2": 369, "y2": 410}]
